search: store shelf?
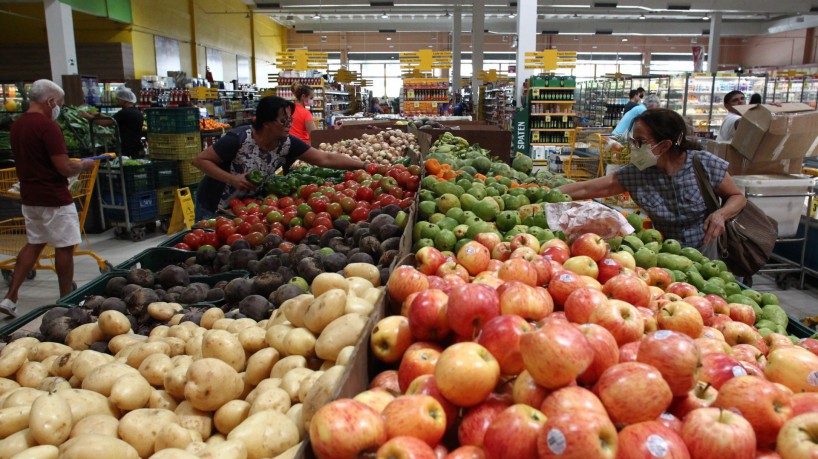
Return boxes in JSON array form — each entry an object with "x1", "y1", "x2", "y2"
[
  {"x1": 531, "y1": 142, "x2": 572, "y2": 146},
  {"x1": 530, "y1": 100, "x2": 575, "y2": 104},
  {"x1": 531, "y1": 112, "x2": 575, "y2": 116}
]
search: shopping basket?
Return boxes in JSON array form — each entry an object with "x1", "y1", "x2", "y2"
[
  {"x1": 0, "y1": 154, "x2": 116, "y2": 283},
  {"x1": 563, "y1": 130, "x2": 603, "y2": 181}
]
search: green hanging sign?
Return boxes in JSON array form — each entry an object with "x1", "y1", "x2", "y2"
[{"x1": 513, "y1": 105, "x2": 530, "y2": 159}]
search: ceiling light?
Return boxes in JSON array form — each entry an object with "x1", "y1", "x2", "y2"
[
  {"x1": 621, "y1": 37, "x2": 628, "y2": 42},
  {"x1": 702, "y1": 15, "x2": 710, "y2": 20},
  {"x1": 312, "y1": 13, "x2": 320, "y2": 19},
  {"x1": 592, "y1": 45, "x2": 598, "y2": 48},
  {"x1": 509, "y1": 12, "x2": 516, "y2": 18},
  {"x1": 639, "y1": 14, "x2": 645, "y2": 19},
  {"x1": 428, "y1": 45, "x2": 433, "y2": 48},
  {"x1": 381, "y1": 12, "x2": 389, "y2": 19},
  {"x1": 386, "y1": 36, "x2": 392, "y2": 40}
]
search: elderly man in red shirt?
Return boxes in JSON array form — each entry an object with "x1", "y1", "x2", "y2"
[{"x1": 0, "y1": 79, "x2": 95, "y2": 317}]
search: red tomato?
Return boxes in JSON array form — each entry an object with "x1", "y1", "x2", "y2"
[
  {"x1": 341, "y1": 188, "x2": 356, "y2": 198},
  {"x1": 245, "y1": 231, "x2": 265, "y2": 247},
  {"x1": 355, "y1": 200, "x2": 371, "y2": 211},
  {"x1": 174, "y1": 243, "x2": 191, "y2": 251},
  {"x1": 303, "y1": 212, "x2": 317, "y2": 228},
  {"x1": 269, "y1": 222, "x2": 285, "y2": 234},
  {"x1": 195, "y1": 219, "x2": 211, "y2": 229},
  {"x1": 278, "y1": 197, "x2": 294, "y2": 209},
  {"x1": 236, "y1": 222, "x2": 252, "y2": 235},
  {"x1": 301, "y1": 184, "x2": 319, "y2": 200},
  {"x1": 339, "y1": 197, "x2": 357, "y2": 213},
  {"x1": 350, "y1": 207, "x2": 369, "y2": 222},
  {"x1": 316, "y1": 211, "x2": 332, "y2": 221},
  {"x1": 249, "y1": 222, "x2": 267, "y2": 235},
  {"x1": 396, "y1": 171, "x2": 411, "y2": 187},
  {"x1": 201, "y1": 232, "x2": 218, "y2": 247},
  {"x1": 344, "y1": 180, "x2": 358, "y2": 189},
  {"x1": 327, "y1": 202, "x2": 343, "y2": 219},
  {"x1": 294, "y1": 198, "x2": 305, "y2": 206},
  {"x1": 285, "y1": 226, "x2": 307, "y2": 243},
  {"x1": 269, "y1": 227, "x2": 284, "y2": 238},
  {"x1": 308, "y1": 225, "x2": 330, "y2": 236},
  {"x1": 229, "y1": 198, "x2": 243, "y2": 209},
  {"x1": 242, "y1": 198, "x2": 255, "y2": 205},
  {"x1": 370, "y1": 202, "x2": 382, "y2": 210},
  {"x1": 216, "y1": 224, "x2": 236, "y2": 243},
  {"x1": 365, "y1": 163, "x2": 379, "y2": 175},
  {"x1": 369, "y1": 180, "x2": 381, "y2": 191},
  {"x1": 183, "y1": 233, "x2": 201, "y2": 250},
  {"x1": 226, "y1": 233, "x2": 244, "y2": 245},
  {"x1": 192, "y1": 229, "x2": 205, "y2": 237},
  {"x1": 344, "y1": 171, "x2": 354, "y2": 182},
  {"x1": 263, "y1": 198, "x2": 277, "y2": 207},
  {"x1": 356, "y1": 187, "x2": 374, "y2": 202},
  {"x1": 389, "y1": 187, "x2": 405, "y2": 199},
  {"x1": 406, "y1": 175, "x2": 420, "y2": 192},
  {"x1": 244, "y1": 215, "x2": 261, "y2": 226},
  {"x1": 236, "y1": 209, "x2": 249, "y2": 218},
  {"x1": 400, "y1": 198, "x2": 413, "y2": 208},
  {"x1": 334, "y1": 184, "x2": 345, "y2": 192},
  {"x1": 380, "y1": 195, "x2": 400, "y2": 207},
  {"x1": 313, "y1": 216, "x2": 332, "y2": 229},
  {"x1": 307, "y1": 196, "x2": 328, "y2": 213},
  {"x1": 279, "y1": 241, "x2": 295, "y2": 253}
]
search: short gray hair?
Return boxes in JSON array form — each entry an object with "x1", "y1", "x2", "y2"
[
  {"x1": 29, "y1": 79, "x2": 64, "y2": 103},
  {"x1": 644, "y1": 95, "x2": 662, "y2": 108}
]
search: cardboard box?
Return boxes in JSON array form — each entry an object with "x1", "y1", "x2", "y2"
[
  {"x1": 731, "y1": 103, "x2": 818, "y2": 162},
  {"x1": 706, "y1": 141, "x2": 803, "y2": 175}
]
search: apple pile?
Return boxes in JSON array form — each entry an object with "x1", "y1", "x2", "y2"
[{"x1": 308, "y1": 231, "x2": 818, "y2": 459}]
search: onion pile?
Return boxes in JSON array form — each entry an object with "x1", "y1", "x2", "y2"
[{"x1": 319, "y1": 130, "x2": 419, "y2": 165}]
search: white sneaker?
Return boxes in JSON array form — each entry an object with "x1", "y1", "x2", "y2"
[{"x1": 0, "y1": 299, "x2": 18, "y2": 318}]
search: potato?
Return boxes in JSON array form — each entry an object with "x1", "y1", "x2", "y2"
[
  {"x1": 244, "y1": 348, "x2": 279, "y2": 386},
  {"x1": 311, "y1": 273, "x2": 349, "y2": 298},
  {"x1": 127, "y1": 341, "x2": 172, "y2": 369},
  {"x1": 279, "y1": 293, "x2": 315, "y2": 327},
  {"x1": 257, "y1": 320, "x2": 268, "y2": 329},
  {"x1": 3, "y1": 388, "x2": 44, "y2": 408},
  {"x1": 184, "y1": 335, "x2": 204, "y2": 358},
  {"x1": 319, "y1": 360, "x2": 336, "y2": 371},
  {"x1": 345, "y1": 295, "x2": 375, "y2": 315},
  {"x1": 184, "y1": 441, "x2": 208, "y2": 455},
  {"x1": 268, "y1": 309, "x2": 291, "y2": 327},
  {"x1": 315, "y1": 313, "x2": 369, "y2": 361},
  {"x1": 148, "y1": 390, "x2": 178, "y2": 411},
  {"x1": 81, "y1": 362, "x2": 138, "y2": 396},
  {"x1": 0, "y1": 347, "x2": 28, "y2": 378},
  {"x1": 164, "y1": 361, "x2": 193, "y2": 402},
  {"x1": 175, "y1": 401, "x2": 212, "y2": 441},
  {"x1": 70, "y1": 414, "x2": 119, "y2": 438},
  {"x1": 147, "y1": 449, "x2": 198, "y2": 459},
  {"x1": 213, "y1": 400, "x2": 250, "y2": 435},
  {"x1": 39, "y1": 355, "x2": 58, "y2": 374},
  {"x1": 336, "y1": 346, "x2": 355, "y2": 366},
  {"x1": 344, "y1": 263, "x2": 381, "y2": 286},
  {"x1": 285, "y1": 404, "x2": 306, "y2": 441},
  {"x1": 138, "y1": 353, "x2": 172, "y2": 387},
  {"x1": 0, "y1": 405, "x2": 30, "y2": 438},
  {"x1": 148, "y1": 302, "x2": 183, "y2": 321},
  {"x1": 270, "y1": 356, "x2": 307, "y2": 379},
  {"x1": 199, "y1": 308, "x2": 225, "y2": 330},
  {"x1": 153, "y1": 422, "x2": 202, "y2": 451},
  {"x1": 303, "y1": 289, "x2": 347, "y2": 334},
  {"x1": 206, "y1": 433, "x2": 226, "y2": 445},
  {"x1": 280, "y1": 368, "x2": 313, "y2": 402},
  {"x1": 167, "y1": 325, "x2": 192, "y2": 342},
  {"x1": 363, "y1": 287, "x2": 384, "y2": 305},
  {"x1": 29, "y1": 392, "x2": 72, "y2": 446},
  {"x1": 110, "y1": 373, "x2": 152, "y2": 411},
  {"x1": 9, "y1": 444, "x2": 58, "y2": 459},
  {"x1": 302, "y1": 365, "x2": 346, "y2": 425},
  {"x1": 98, "y1": 310, "x2": 133, "y2": 338},
  {"x1": 168, "y1": 313, "x2": 185, "y2": 326},
  {"x1": 184, "y1": 358, "x2": 243, "y2": 412},
  {"x1": 265, "y1": 325, "x2": 293, "y2": 354},
  {"x1": 59, "y1": 434, "x2": 139, "y2": 459},
  {"x1": 226, "y1": 319, "x2": 257, "y2": 334},
  {"x1": 297, "y1": 371, "x2": 324, "y2": 404},
  {"x1": 270, "y1": 442, "x2": 302, "y2": 459},
  {"x1": 108, "y1": 335, "x2": 147, "y2": 355},
  {"x1": 347, "y1": 277, "x2": 374, "y2": 297},
  {"x1": 71, "y1": 350, "x2": 115, "y2": 382},
  {"x1": 0, "y1": 378, "x2": 20, "y2": 396},
  {"x1": 1, "y1": 338, "x2": 38, "y2": 357},
  {"x1": 0, "y1": 429, "x2": 36, "y2": 459},
  {"x1": 29, "y1": 343, "x2": 71, "y2": 364},
  {"x1": 283, "y1": 328, "x2": 316, "y2": 358},
  {"x1": 15, "y1": 361, "x2": 49, "y2": 388},
  {"x1": 248, "y1": 387, "x2": 290, "y2": 416},
  {"x1": 226, "y1": 411, "x2": 300, "y2": 459},
  {"x1": 237, "y1": 327, "x2": 266, "y2": 354},
  {"x1": 149, "y1": 325, "x2": 170, "y2": 339},
  {"x1": 211, "y1": 318, "x2": 234, "y2": 330},
  {"x1": 60, "y1": 388, "x2": 120, "y2": 423},
  {"x1": 160, "y1": 337, "x2": 187, "y2": 358},
  {"x1": 245, "y1": 379, "x2": 282, "y2": 406},
  {"x1": 197, "y1": 439, "x2": 248, "y2": 459},
  {"x1": 65, "y1": 323, "x2": 105, "y2": 351},
  {"x1": 118, "y1": 408, "x2": 180, "y2": 458}
]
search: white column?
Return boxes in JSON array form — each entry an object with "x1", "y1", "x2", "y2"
[
  {"x1": 515, "y1": 0, "x2": 537, "y2": 104},
  {"x1": 707, "y1": 13, "x2": 722, "y2": 73},
  {"x1": 44, "y1": 0, "x2": 79, "y2": 84},
  {"x1": 471, "y1": 0, "x2": 485, "y2": 102},
  {"x1": 452, "y1": 5, "x2": 462, "y2": 100}
]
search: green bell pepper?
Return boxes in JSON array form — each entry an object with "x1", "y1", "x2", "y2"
[{"x1": 246, "y1": 169, "x2": 265, "y2": 187}]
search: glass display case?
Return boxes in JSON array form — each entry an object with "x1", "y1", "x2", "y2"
[
  {"x1": 0, "y1": 82, "x2": 29, "y2": 114},
  {"x1": 766, "y1": 75, "x2": 818, "y2": 108},
  {"x1": 631, "y1": 75, "x2": 671, "y2": 109}
]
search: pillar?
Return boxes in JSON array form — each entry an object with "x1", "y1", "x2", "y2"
[
  {"x1": 515, "y1": 0, "x2": 537, "y2": 104},
  {"x1": 452, "y1": 5, "x2": 463, "y2": 101},
  {"x1": 44, "y1": 0, "x2": 78, "y2": 84},
  {"x1": 707, "y1": 13, "x2": 722, "y2": 73},
  {"x1": 804, "y1": 27, "x2": 816, "y2": 64},
  {"x1": 189, "y1": 0, "x2": 198, "y2": 77},
  {"x1": 471, "y1": 0, "x2": 485, "y2": 102}
]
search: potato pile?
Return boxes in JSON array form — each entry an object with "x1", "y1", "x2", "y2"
[{"x1": 0, "y1": 265, "x2": 384, "y2": 459}]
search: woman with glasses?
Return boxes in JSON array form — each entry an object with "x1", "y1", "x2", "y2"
[
  {"x1": 192, "y1": 96, "x2": 364, "y2": 219},
  {"x1": 557, "y1": 108, "x2": 747, "y2": 258}
]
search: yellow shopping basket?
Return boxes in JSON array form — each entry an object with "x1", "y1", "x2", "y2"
[
  {"x1": 563, "y1": 130, "x2": 603, "y2": 181},
  {"x1": 0, "y1": 155, "x2": 115, "y2": 282}
]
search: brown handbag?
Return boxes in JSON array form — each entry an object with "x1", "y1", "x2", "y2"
[{"x1": 692, "y1": 155, "x2": 778, "y2": 278}]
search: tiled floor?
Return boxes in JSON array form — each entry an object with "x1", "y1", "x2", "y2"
[{"x1": 1, "y1": 229, "x2": 817, "y2": 332}]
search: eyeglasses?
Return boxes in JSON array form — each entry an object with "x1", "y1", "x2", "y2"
[
  {"x1": 275, "y1": 117, "x2": 294, "y2": 127},
  {"x1": 627, "y1": 132, "x2": 656, "y2": 149}
]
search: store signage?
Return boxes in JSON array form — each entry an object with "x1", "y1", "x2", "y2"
[
  {"x1": 513, "y1": 106, "x2": 530, "y2": 158},
  {"x1": 400, "y1": 49, "x2": 452, "y2": 72},
  {"x1": 333, "y1": 69, "x2": 359, "y2": 83},
  {"x1": 478, "y1": 69, "x2": 509, "y2": 83},
  {"x1": 525, "y1": 50, "x2": 577, "y2": 71},
  {"x1": 276, "y1": 50, "x2": 328, "y2": 71}
]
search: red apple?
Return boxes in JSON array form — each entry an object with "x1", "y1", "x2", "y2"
[
  {"x1": 416, "y1": 246, "x2": 447, "y2": 276},
  {"x1": 680, "y1": 407, "x2": 756, "y2": 459},
  {"x1": 699, "y1": 352, "x2": 747, "y2": 390},
  {"x1": 458, "y1": 398, "x2": 511, "y2": 447},
  {"x1": 634, "y1": 267, "x2": 651, "y2": 284},
  {"x1": 435, "y1": 342, "x2": 500, "y2": 408},
  {"x1": 700, "y1": 326, "x2": 725, "y2": 341},
  {"x1": 726, "y1": 303, "x2": 756, "y2": 326},
  {"x1": 776, "y1": 413, "x2": 818, "y2": 459},
  {"x1": 616, "y1": 421, "x2": 690, "y2": 459},
  {"x1": 577, "y1": 323, "x2": 620, "y2": 386},
  {"x1": 596, "y1": 257, "x2": 622, "y2": 284},
  {"x1": 637, "y1": 329, "x2": 701, "y2": 397},
  {"x1": 657, "y1": 412, "x2": 684, "y2": 433},
  {"x1": 637, "y1": 306, "x2": 658, "y2": 333},
  {"x1": 731, "y1": 343, "x2": 767, "y2": 369},
  {"x1": 713, "y1": 375, "x2": 792, "y2": 447},
  {"x1": 594, "y1": 362, "x2": 673, "y2": 426},
  {"x1": 472, "y1": 271, "x2": 504, "y2": 289},
  {"x1": 497, "y1": 281, "x2": 552, "y2": 322},
  {"x1": 563, "y1": 288, "x2": 608, "y2": 324},
  {"x1": 602, "y1": 274, "x2": 651, "y2": 308},
  {"x1": 705, "y1": 293, "x2": 729, "y2": 311},
  {"x1": 389, "y1": 266, "x2": 430, "y2": 304},
  {"x1": 670, "y1": 381, "x2": 719, "y2": 419},
  {"x1": 570, "y1": 232, "x2": 608, "y2": 262},
  {"x1": 658, "y1": 301, "x2": 704, "y2": 339},
  {"x1": 399, "y1": 348, "x2": 442, "y2": 393},
  {"x1": 619, "y1": 341, "x2": 640, "y2": 363},
  {"x1": 371, "y1": 369, "x2": 401, "y2": 393},
  {"x1": 406, "y1": 375, "x2": 458, "y2": 430},
  {"x1": 382, "y1": 394, "x2": 447, "y2": 447},
  {"x1": 684, "y1": 296, "x2": 715, "y2": 326},
  {"x1": 371, "y1": 315, "x2": 414, "y2": 364},
  {"x1": 491, "y1": 242, "x2": 513, "y2": 261},
  {"x1": 447, "y1": 284, "x2": 500, "y2": 339},
  {"x1": 547, "y1": 270, "x2": 585, "y2": 307},
  {"x1": 486, "y1": 259, "x2": 503, "y2": 272},
  {"x1": 539, "y1": 386, "x2": 607, "y2": 419},
  {"x1": 408, "y1": 289, "x2": 451, "y2": 342},
  {"x1": 798, "y1": 338, "x2": 818, "y2": 357},
  {"x1": 510, "y1": 233, "x2": 541, "y2": 253},
  {"x1": 376, "y1": 436, "x2": 437, "y2": 459},
  {"x1": 483, "y1": 404, "x2": 547, "y2": 459},
  {"x1": 579, "y1": 275, "x2": 602, "y2": 290},
  {"x1": 310, "y1": 399, "x2": 388, "y2": 458},
  {"x1": 562, "y1": 255, "x2": 599, "y2": 279},
  {"x1": 588, "y1": 299, "x2": 645, "y2": 346},
  {"x1": 541, "y1": 246, "x2": 570, "y2": 264},
  {"x1": 498, "y1": 258, "x2": 538, "y2": 286},
  {"x1": 530, "y1": 256, "x2": 553, "y2": 287},
  {"x1": 646, "y1": 267, "x2": 673, "y2": 290},
  {"x1": 665, "y1": 282, "x2": 699, "y2": 298},
  {"x1": 513, "y1": 370, "x2": 551, "y2": 408},
  {"x1": 354, "y1": 388, "x2": 396, "y2": 414},
  {"x1": 457, "y1": 241, "x2": 491, "y2": 276},
  {"x1": 427, "y1": 276, "x2": 449, "y2": 294},
  {"x1": 474, "y1": 232, "x2": 502, "y2": 252},
  {"x1": 764, "y1": 346, "x2": 818, "y2": 394},
  {"x1": 766, "y1": 333, "x2": 796, "y2": 352},
  {"x1": 510, "y1": 247, "x2": 539, "y2": 262},
  {"x1": 477, "y1": 314, "x2": 532, "y2": 375},
  {"x1": 791, "y1": 393, "x2": 818, "y2": 417},
  {"x1": 437, "y1": 262, "x2": 470, "y2": 283},
  {"x1": 446, "y1": 446, "x2": 486, "y2": 459},
  {"x1": 519, "y1": 318, "x2": 594, "y2": 389},
  {"x1": 709, "y1": 314, "x2": 733, "y2": 332},
  {"x1": 537, "y1": 411, "x2": 618, "y2": 459},
  {"x1": 720, "y1": 321, "x2": 763, "y2": 349}
]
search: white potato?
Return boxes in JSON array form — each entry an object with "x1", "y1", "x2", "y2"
[
  {"x1": 65, "y1": 323, "x2": 105, "y2": 351},
  {"x1": 110, "y1": 373, "x2": 152, "y2": 411},
  {"x1": 248, "y1": 387, "x2": 290, "y2": 416},
  {"x1": 139, "y1": 353, "x2": 173, "y2": 387},
  {"x1": 59, "y1": 434, "x2": 139, "y2": 459},
  {"x1": 280, "y1": 368, "x2": 313, "y2": 402},
  {"x1": 117, "y1": 408, "x2": 180, "y2": 458},
  {"x1": 60, "y1": 389, "x2": 120, "y2": 423},
  {"x1": 237, "y1": 327, "x2": 266, "y2": 354},
  {"x1": 283, "y1": 328, "x2": 316, "y2": 358},
  {"x1": 81, "y1": 362, "x2": 138, "y2": 396},
  {"x1": 98, "y1": 310, "x2": 133, "y2": 338},
  {"x1": 199, "y1": 308, "x2": 225, "y2": 330},
  {"x1": 175, "y1": 401, "x2": 212, "y2": 441},
  {"x1": 344, "y1": 263, "x2": 381, "y2": 286},
  {"x1": 226, "y1": 411, "x2": 299, "y2": 459},
  {"x1": 0, "y1": 405, "x2": 30, "y2": 438},
  {"x1": 314, "y1": 313, "x2": 369, "y2": 361},
  {"x1": 148, "y1": 390, "x2": 179, "y2": 411},
  {"x1": 213, "y1": 400, "x2": 250, "y2": 436},
  {"x1": 9, "y1": 444, "x2": 58, "y2": 459},
  {"x1": 29, "y1": 392, "x2": 72, "y2": 446},
  {"x1": 69, "y1": 414, "x2": 119, "y2": 438},
  {"x1": 153, "y1": 422, "x2": 202, "y2": 451},
  {"x1": 28, "y1": 343, "x2": 71, "y2": 364},
  {"x1": 184, "y1": 358, "x2": 243, "y2": 411},
  {"x1": 15, "y1": 362, "x2": 49, "y2": 388},
  {"x1": 244, "y1": 348, "x2": 279, "y2": 386},
  {"x1": 0, "y1": 429, "x2": 36, "y2": 459},
  {"x1": 70, "y1": 350, "x2": 115, "y2": 382},
  {"x1": 303, "y1": 289, "x2": 347, "y2": 334},
  {"x1": 0, "y1": 348, "x2": 28, "y2": 378},
  {"x1": 196, "y1": 439, "x2": 248, "y2": 459},
  {"x1": 311, "y1": 273, "x2": 349, "y2": 298},
  {"x1": 270, "y1": 356, "x2": 307, "y2": 379}
]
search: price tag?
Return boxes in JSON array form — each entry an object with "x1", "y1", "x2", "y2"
[
  {"x1": 168, "y1": 187, "x2": 196, "y2": 234},
  {"x1": 414, "y1": 102, "x2": 420, "y2": 108}
]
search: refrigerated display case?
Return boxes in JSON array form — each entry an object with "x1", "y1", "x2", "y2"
[
  {"x1": 631, "y1": 75, "x2": 670, "y2": 109},
  {"x1": 766, "y1": 75, "x2": 818, "y2": 108},
  {"x1": 0, "y1": 82, "x2": 29, "y2": 114},
  {"x1": 575, "y1": 75, "x2": 670, "y2": 128}
]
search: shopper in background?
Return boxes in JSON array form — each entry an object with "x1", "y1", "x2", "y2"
[
  {"x1": 112, "y1": 86, "x2": 144, "y2": 158},
  {"x1": 717, "y1": 90, "x2": 746, "y2": 142},
  {"x1": 1, "y1": 79, "x2": 95, "y2": 317},
  {"x1": 612, "y1": 95, "x2": 662, "y2": 135},
  {"x1": 558, "y1": 109, "x2": 746, "y2": 257},
  {"x1": 192, "y1": 96, "x2": 364, "y2": 220},
  {"x1": 289, "y1": 82, "x2": 316, "y2": 144},
  {"x1": 637, "y1": 87, "x2": 646, "y2": 99},
  {"x1": 749, "y1": 93, "x2": 762, "y2": 104},
  {"x1": 622, "y1": 89, "x2": 641, "y2": 115},
  {"x1": 370, "y1": 97, "x2": 385, "y2": 114}
]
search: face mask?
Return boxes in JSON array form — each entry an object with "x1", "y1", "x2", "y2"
[
  {"x1": 48, "y1": 100, "x2": 60, "y2": 120},
  {"x1": 630, "y1": 142, "x2": 659, "y2": 170}
]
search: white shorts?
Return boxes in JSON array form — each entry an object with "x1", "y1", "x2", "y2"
[{"x1": 22, "y1": 204, "x2": 82, "y2": 248}]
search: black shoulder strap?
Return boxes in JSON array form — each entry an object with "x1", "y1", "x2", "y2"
[{"x1": 692, "y1": 154, "x2": 721, "y2": 214}]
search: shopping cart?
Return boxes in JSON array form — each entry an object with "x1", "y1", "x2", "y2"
[
  {"x1": 596, "y1": 133, "x2": 638, "y2": 209},
  {"x1": 0, "y1": 154, "x2": 115, "y2": 284},
  {"x1": 563, "y1": 129, "x2": 603, "y2": 181}
]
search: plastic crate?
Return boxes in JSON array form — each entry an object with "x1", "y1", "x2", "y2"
[
  {"x1": 157, "y1": 187, "x2": 176, "y2": 216},
  {"x1": 788, "y1": 314, "x2": 816, "y2": 339},
  {"x1": 102, "y1": 190, "x2": 158, "y2": 223},
  {"x1": 178, "y1": 161, "x2": 204, "y2": 185},
  {"x1": 115, "y1": 246, "x2": 194, "y2": 271},
  {"x1": 153, "y1": 160, "x2": 178, "y2": 188},
  {"x1": 732, "y1": 174, "x2": 816, "y2": 238},
  {"x1": 146, "y1": 107, "x2": 200, "y2": 134},
  {"x1": 98, "y1": 162, "x2": 155, "y2": 195},
  {"x1": 147, "y1": 133, "x2": 201, "y2": 160},
  {"x1": 0, "y1": 304, "x2": 68, "y2": 340}
]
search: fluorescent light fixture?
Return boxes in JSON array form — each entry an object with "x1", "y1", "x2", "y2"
[
  {"x1": 312, "y1": 13, "x2": 320, "y2": 19},
  {"x1": 639, "y1": 14, "x2": 645, "y2": 19},
  {"x1": 509, "y1": 12, "x2": 516, "y2": 17},
  {"x1": 702, "y1": 15, "x2": 709, "y2": 20},
  {"x1": 621, "y1": 37, "x2": 628, "y2": 41},
  {"x1": 386, "y1": 36, "x2": 392, "y2": 40},
  {"x1": 381, "y1": 12, "x2": 389, "y2": 18},
  {"x1": 551, "y1": 4, "x2": 591, "y2": 7}
]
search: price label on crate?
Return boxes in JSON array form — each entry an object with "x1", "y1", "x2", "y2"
[{"x1": 167, "y1": 187, "x2": 196, "y2": 234}]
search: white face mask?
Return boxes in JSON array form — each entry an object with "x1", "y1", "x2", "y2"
[
  {"x1": 630, "y1": 142, "x2": 660, "y2": 170},
  {"x1": 48, "y1": 99, "x2": 60, "y2": 120}
]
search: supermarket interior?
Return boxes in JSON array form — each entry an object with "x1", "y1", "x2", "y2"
[{"x1": 4, "y1": 0, "x2": 818, "y2": 457}]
